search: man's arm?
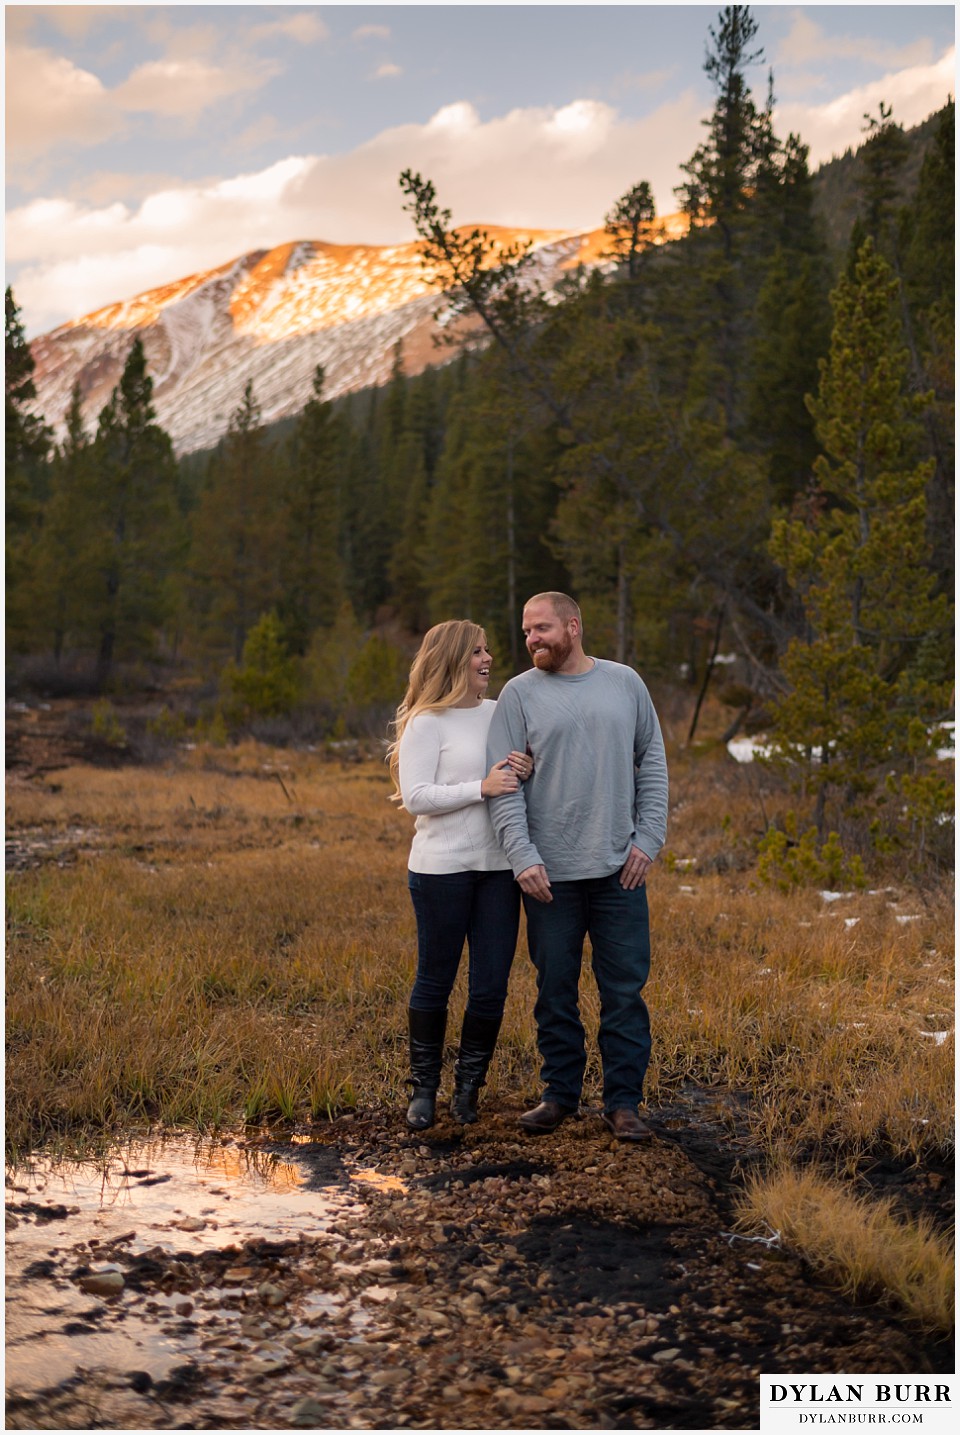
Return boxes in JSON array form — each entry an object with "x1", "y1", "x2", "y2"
[
  {"x1": 632, "y1": 686, "x2": 669, "y2": 864},
  {"x1": 486, "y1": 685, "x2": 545, "y2": 880}
]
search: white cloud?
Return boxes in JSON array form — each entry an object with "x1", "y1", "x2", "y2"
[
  {"x1": 374, "y1": 62, "x2": 403, "y2": 80},
  {"x1": 5, "y1": 44, "x2": 120, "y2": 161},
  {"x1": 9, "y1": 94, "x2": 706, "y2": 333},
  {"x1": 776, "y1": 47, "x2": 955, "y2": 164},
  {"x1": 5, "y1": 39, "x2": 283, "y2": 164},
  {"x1": 353, "y1": 24, "x2": 391, "y2": 42},
  {"x1": 10, "y1": 48, "x2": 954, "y2": 336},
  {"x1": 249, "y1": 13, "x2": 330, "y2": 46},
  {"x1": 777, "y1": 12, "x2": 935, "y2": 72},
  {"x1": 114, "y1": 55, "x2": 282, "y2": 117},
  {"x1": 27, "y1": 5, "x2": 115, "y2": 42}
]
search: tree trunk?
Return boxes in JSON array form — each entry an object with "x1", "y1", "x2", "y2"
[
  {"x1": 506, "y1": 434, "x2": 518, "y2": 672},
  {"x1": 615, "y1": 543, "x2": 631, "y2": 666},
  {"x1": 687, "y1": 602, "x2": 726, "y2": 744}
]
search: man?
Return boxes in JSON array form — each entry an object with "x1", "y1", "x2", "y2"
[{"x1": 486, "y1": 592, "x2": 668, "y2": 1142}]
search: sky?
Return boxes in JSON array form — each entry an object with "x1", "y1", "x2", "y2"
[{"x1": 5, "y1": 2, "x2": 956, "y2": 336}]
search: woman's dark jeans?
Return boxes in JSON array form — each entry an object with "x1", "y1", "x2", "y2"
[
  {"x1": 408, "y1": 868, "x2": 520, "y2": 1020},
  {"x1": 522, "y1": 873, "x2": 651, "y2": 1112}
]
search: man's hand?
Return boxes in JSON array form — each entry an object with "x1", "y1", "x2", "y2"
[
  {"x1": 619, "y1": 845, "x2": 652, "y2": 890},
  {"x1": 518, "y1": 864, "x2": 552, "y2": 903}
]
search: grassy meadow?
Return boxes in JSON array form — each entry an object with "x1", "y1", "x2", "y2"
[{"x1": 5, "y1": 707, "x2": 955, "y2": 1330}]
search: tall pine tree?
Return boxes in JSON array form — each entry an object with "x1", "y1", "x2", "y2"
[{"x1": 768, "y1": 239, "x2": 952, "y2": 853}]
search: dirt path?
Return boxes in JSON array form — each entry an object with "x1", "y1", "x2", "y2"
[{"x1": 6, "y1": 1099, "x2": 950, "y2": 1431}]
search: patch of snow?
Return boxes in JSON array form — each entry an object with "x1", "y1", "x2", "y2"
[
  {"x1": 935, "y1": 720, "x2": 955, "y2": 761},
  {"x1": 726, "y1": 735, "x2": 773, "y2": 763},
  {"x1": 917, "y1": 1030, "x2": 952, "y2": 1045},
  {"x1": 820, "y1": 891, "x2": 856, "y2": 902}
]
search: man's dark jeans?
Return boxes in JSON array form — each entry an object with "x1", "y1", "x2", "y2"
[
  {"x1": 408, "y1": 868, "x2": 520, "y2": 1020},
  {"x1": 523, "y1": 873, "x2": 651, "y2": 1112}
]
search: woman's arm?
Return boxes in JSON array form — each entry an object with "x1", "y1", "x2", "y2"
[{"x1": 398, "y1": 715, "x2": 485, "y2": 815}]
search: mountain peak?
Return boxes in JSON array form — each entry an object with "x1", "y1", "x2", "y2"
[{"x1": 29, "y1": 218, "x2": 687, "y2": 454}]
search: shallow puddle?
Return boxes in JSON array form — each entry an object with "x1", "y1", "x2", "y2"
[{"x1": 5, "y1": 1131, "x2": 361, "y2": 1398}]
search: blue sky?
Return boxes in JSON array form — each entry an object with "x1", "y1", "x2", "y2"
[{"x1": 6, "y1": 3, "x2": 956, "y2": 335}]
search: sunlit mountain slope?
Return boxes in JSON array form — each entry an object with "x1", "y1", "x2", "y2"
[{"x1": 28, "y1": 218, "x2": 687, "y2": 454}]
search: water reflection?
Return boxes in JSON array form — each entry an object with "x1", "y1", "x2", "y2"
[{"x1": 5, "y1": 1132, "x2": 355, "y2": 1400}]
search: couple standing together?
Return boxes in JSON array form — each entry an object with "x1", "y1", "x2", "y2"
[{"x1": 388, "y1": 592, "x2": 669, "y2": 1143}]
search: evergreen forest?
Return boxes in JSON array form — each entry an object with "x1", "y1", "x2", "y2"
[{"x1": 6, "y1": 8, "x2": 954, "y2": 876}]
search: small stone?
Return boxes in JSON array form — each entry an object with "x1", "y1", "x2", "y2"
[
  {"x1": 290, "y1": 1333, "x2": 335, "y2": 1357},
  {"x1": 223, "y1": 1266, "x2": 257, "y2": 1284},
  {"x1": 245, "y1": 1355, "x2": 290, "y2": 1378},
  {"x1": 79, "y1": 1270, "x2": 125, "y2": 1297},
  {"x1": 258, "y1": 1282, "x2": 287, "y2": 1306},
  {"x1": 652, "y1": 1347, "x2": 682, "y2": 1363},
  {"x1": 371, "y1": 1368, "x2": 407, "y2": 1387},
  {"x1": 291, "y1": 1396, "x2": 335, "y2": 1426},
  {"x1": 177, "y1": 1217, "x2": 206, "y2": 1233},
  {"x1": 517, "y1": 1395, "x2": 553, "y2": 1414},
  {"x1": 175, "y1": 1300, "x2": 193, "y2": 1317}
]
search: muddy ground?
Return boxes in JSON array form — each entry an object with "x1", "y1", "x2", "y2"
[
  {"x1": 5, "y1": 1097, "x2": 953, "y2": 1432},
  {"x1": 5, "y1": 699, "x2": 954, "y2": 1429}
]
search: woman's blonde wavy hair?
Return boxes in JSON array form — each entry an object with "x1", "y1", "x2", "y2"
[{"x1": 387, "y1": 619, "x2": 487, "y2": 802}]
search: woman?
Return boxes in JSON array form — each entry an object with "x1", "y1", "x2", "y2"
[{"x1": 388, "y1": 620, "x2": 531, "y2": 1130}]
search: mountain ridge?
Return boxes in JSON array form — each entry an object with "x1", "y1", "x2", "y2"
[{"x1": 29, "y1": 221, "x2": 690, "y2": 455}]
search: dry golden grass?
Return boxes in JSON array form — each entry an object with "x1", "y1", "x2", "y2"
[
  {"x1": 735, "y1": 1166, "x2": 955, "y2": 1335},
  {"x1": 6, "y1": 740, "x2": 954, "y2": 1174}
]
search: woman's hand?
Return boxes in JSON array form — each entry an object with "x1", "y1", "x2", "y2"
[
  {"x1": 506, "y1": 749, "x2": 534, "y2": 780},
  {"x1": 481, "y1": 758, "x2": 520, "y2": 798}
]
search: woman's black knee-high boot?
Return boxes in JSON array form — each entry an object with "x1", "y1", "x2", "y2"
[
  {"x1": 451, "y1": 1011, "x2": 502, "y2": 1125},
  {"x1": 406, "y1": 1007, "x2": 447, "y2": 1130}
]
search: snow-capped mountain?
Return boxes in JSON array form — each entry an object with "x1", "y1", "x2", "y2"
[{"x1": 27, "y1": 218, "x2": 687, "y2": 455}]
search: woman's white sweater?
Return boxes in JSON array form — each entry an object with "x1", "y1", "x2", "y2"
[{"x1": 398, "y1": 700, "x2": 512, "y2": 874}]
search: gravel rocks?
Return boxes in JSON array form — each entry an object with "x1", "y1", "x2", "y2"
[{"x1": 5, "y1": 1099, "x2": 952, "y2": 1430}]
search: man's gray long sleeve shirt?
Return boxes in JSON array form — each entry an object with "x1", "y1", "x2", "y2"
[{"x1": 485, "y1": 658, "x2": 669, "y2": 881}]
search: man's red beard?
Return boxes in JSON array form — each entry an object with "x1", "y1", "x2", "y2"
[{"x1": 531, "y1": 634, "x2": 573, "y2": 672}]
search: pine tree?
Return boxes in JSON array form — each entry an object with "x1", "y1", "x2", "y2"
[
  {"x1": 768, "y1": 239, "x2": 952, "y2": 854},
  {"x1": 28, "y1": 386, "x2": 95, "y2": 664},
  {"x1": 897, "y1": 100, "x2": 954, "y2": 601},
  {"x1": 604, "y1": 182, "x2": 659, "y2": 280},
  {"x1": 89, "y1": 338, "x2": 180, "y2": 688},
  {"x1": 5, "y1": 288, "x2": 52, "y2": 650},
  {"x1": 279, "y1": 366, "x2": 346, "y2": 652},
  {"x1": 189, "y1": 380, "x2": 283, "y2": 663}
]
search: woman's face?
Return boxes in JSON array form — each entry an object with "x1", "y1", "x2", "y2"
[{"x1": 465, "y1": 638, "x2": 493, "y2": 701}]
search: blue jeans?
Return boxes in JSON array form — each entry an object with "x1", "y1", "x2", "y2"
[
  {"x1": 408, "y1": 869, "x2": 520, "y2": 1021},
  {"x1": 523, "y1": 873, "x2": 652, "y2": 1111}
]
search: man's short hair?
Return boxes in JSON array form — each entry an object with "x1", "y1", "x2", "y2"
[{"x1": 527, "y1": 591, "x2": 582, "y2": 627}]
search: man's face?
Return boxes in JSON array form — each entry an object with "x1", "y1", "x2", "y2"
[{"x1": 523, "y1": 600, "x2": 576, "y2": 673}]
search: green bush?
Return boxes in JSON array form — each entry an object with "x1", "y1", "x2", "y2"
[
  {"x1": 221, "y1": 612, "x2": 301, "y2": 720},
  {"x1": 90, "y1": 699, "x2": 127, "y2": 749},
  {"x1": 756, "y1": 817, "x2": 867, "y2": 892}
]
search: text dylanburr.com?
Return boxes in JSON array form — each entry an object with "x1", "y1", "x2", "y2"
[{"x1": 761, "y1": 1377, "x2": 956, "y2": 1433}]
